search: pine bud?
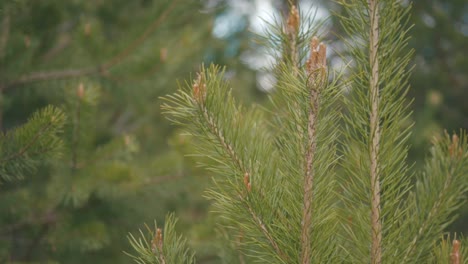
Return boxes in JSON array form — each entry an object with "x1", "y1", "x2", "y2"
[
  {"x1": 84, "y1": 22, "x2": 91, "y2": 36},
  {"x1": 450, "y1": 239, "x2": 460, "y2": 264},
  {"x1": 77, "y1": 83, "x2": 85, "y2": 98},
  {"x1": 286, "y1": 6, "x2": 300, "y2": 36},
  {"x1": 448, "y1": 134, "x2": 462, "y2": 159},
  {"x1": 192, "y1": 73, "x2": 206, "y2": 104},
  {"x1": 151, "y1": 228, "x2": 163, "y2": 253},
  {"x1": 243, "y1": 172, "x2": 251, "y2": 192},
  {"x1": 160, "y1": 48, "x2": 168, "y2": 63},
  {"x1": 24, "y1": 35, "x2": 31, "y2": 48},
  {"x1": 306, "y1": 36, "x2": 327, "y2": 86}
]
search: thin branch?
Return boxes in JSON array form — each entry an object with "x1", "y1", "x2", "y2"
[
  {"x1": 0, "y1": 7, "x2": 10, "y2": 130},
  {"x1": 0, "y1": 210, "x2": 57, "y2": 235},
  {"x1": 202, "y1": 108, "x2": 244, "y2": 171},
  {"x1": 3, "y1": 67, "x2": 101, "y2": 91},
  {"x1": 0, "y1": 6, "x2": 10, "y2": 60},
  {"x1": 245, "y1": 200, "x2": 288, "y2": 262},
  {"x1": 71, "y1": 84, "x2": 83, "y2": 171},
  {"x1": 1, "y1": 0, "x2": 179, "y2": 92},
  {"x1": 368, "y1": 0, "x2": 382, "y2": 263}
]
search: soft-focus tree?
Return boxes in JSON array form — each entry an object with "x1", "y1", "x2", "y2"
[{"x1": 0, "y1": 0, "x2": 219, "y2": 263}]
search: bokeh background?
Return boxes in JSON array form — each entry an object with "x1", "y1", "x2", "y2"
[{"x1": 0, "y1": 0, "x2": 466, "y2": 263}]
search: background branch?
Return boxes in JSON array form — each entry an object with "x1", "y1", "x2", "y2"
[{"x1": 1, "y1": 0, "x2": 178, "y2": 92}]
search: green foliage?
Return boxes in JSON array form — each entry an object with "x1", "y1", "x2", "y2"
[
  {"x1": 0, "y1": 106, "x2": 65, "y2": 182},
  {"x1": 127, "y1": 213, "x2": 195, "y2": 264}
]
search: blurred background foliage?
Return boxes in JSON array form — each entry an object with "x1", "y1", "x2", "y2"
[{"x1": 0, "y1": 0, "x2": 466, "y2": 263}]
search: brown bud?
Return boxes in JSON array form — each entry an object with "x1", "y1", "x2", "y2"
[
  {"x1": 450, "y1": 239, "x2": 460, "y2": 264},
  {"x1": 306, "y1": 36, "x2": 328, "y2": 85},
  {"x1": 160, "y1": 48, "x2": 168, "y2": 63},
  {"x1": 311, "y1": 36, "x2": 319, "y2": 51},
  {"x1": 84, "y1": 22, "x2": 91, "y2": 36},
  {"x1": 151, "y1": 228, "x2": 163, "y2": 253},
  {"x1": 286, "y1": 6, "x2": 300, "y2": 36},
  {"x1": 247, "y1": 182, "x2": 251, "y2": 192},
  {"x1": 318, "y1": 43, "x2": 327, "y2": 67},
  {"x1": 192, "y1": 73, "x2": 206, "y2": 104},
  {"x1": 24, "y1": 35, "x2": 31, "y2": 48},
  {"x1": 449, "y1": 134, "x2": 463, "y2": 159},
  {"x1": 77, "y1": 83, "x2": 85, "y2": 98}
]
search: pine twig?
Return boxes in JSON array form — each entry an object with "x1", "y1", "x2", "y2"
[
  {"x1": 71, "y1": 83, "x2": 84, "y2": 171},
  {"x1": 451, "y1": 240, "x2": 461, "y2": 264},
  {"x1": 0, "y1": 7, "x2": 10, "y2": 130},
  {"x1": 0, "y1": 6, "x2": 9, "y2": 61},
  {"x1": 300, "y1": 36, "x2": 327, "y2": 264}
]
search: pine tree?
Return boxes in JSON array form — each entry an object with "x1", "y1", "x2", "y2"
[
  {"x1": 0, "y1": 0, "x2": 215, "y2": 262},
  {"x1": 131, "y1": 0, "x2": 468, "y2": 263}
]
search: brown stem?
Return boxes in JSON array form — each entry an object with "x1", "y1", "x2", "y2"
[
  {"x1": 0, "y1": 7, "x2": 10, "y2": 61},
  {"x1": 71, "y1": 85, "x2": 82, "y2": 171},
  {"x1": 299, "y1": 37, "x2": 327, "y2": 264},
  {"x1": 300, "y1": 88, "x2": 319, "y2": 264},
  {"x1": 368, "y1": 0, "x2": 382, "y2": 263},
  {"x1": 0, "y1": 8, "x2": 10, "y2": 130}
]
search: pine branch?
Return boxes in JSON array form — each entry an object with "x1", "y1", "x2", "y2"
[
  {"x1": 195, "y1": 74, "x2": 288, "y2": 262},
  {"x1": 338, "y1": 0, "x2": 414, "y2": 261},
  {"x1": 403, "y1": 132, "x2": 468, "y2": 262},
  {"x1": 0, "y1": 106, "x2": 66, "y2": 181},
  {"x1": 267, "y1": 7, "x2": 342, "y2": 261}
]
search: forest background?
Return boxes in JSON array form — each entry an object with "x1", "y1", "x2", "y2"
[{"x1": 0, "y1": 0, "x2": 466, "y2": 263}]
